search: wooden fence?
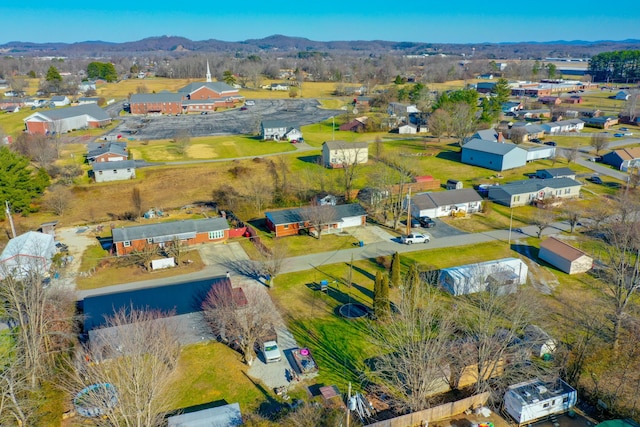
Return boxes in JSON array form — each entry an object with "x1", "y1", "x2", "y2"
[{"x1": 365, "y1": 392, "x2": 490, "y2": 427}]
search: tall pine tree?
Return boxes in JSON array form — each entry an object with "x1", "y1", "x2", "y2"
[{"x1": 390, "y1": 251, "x2": 401, "y2": 288}]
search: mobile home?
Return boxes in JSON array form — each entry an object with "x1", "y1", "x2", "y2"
[{"x1": 504, "y1": 379, "x2": 577, "y2": 426}]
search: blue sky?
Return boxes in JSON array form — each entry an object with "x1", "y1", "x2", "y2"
[{"x1": 1, "y1": 1, "x2": 636, "y2": 44}]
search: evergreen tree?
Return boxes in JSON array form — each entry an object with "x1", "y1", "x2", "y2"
[
  {"x1": 45, "y1": 65, "x2": 62, "y2": 83},
  {"x1": 390, "y1": 251, "x2": 401, "y2": 288},
  {"x1": 493, "y1": 78, "x2": 511, "y2": 104},
  {"x1": 0, "y1": 148, "x2": 49, "y2": 217},
  {"x1": 373, "y1": 271, "x2": 383, "y2": 319},
  {"x1": 380, "y1": 273, "x2": 390, "y2": 318}
]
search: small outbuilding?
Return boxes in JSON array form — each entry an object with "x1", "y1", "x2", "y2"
[
  {"x1": 523, "y1": 325, "x2": 557, "y2": 358},
  {"x1": 538, "y1": 237, "x2": 593, "y2": 274},
  {"x1": 439, "y1": 257, "x2": 528, "y2": 296},
  {"x1": 503, "y1": 379, "x2": 577, "y2": 426}
]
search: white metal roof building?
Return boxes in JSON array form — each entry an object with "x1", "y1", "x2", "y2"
[
  {"x1": 0, "y1": 231, "x2": 56, "y2": 279},
  {"x1": 504, "y1": 379, "x2": 577, "y2": 425},
  {"x1": 439, "y1": 257, "x2": 528, "y2": 296}
]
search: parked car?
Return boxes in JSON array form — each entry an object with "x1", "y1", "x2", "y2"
[
  {"x1": 620, "y1": 127, "x2": 629, "y2": 131},
  {"x1": 418, "y1": 216, "x2": 436, "y2": 228},
  {"x1": 544, "y1": 141, "x2": 557, "y2": 146},
  {"x1": 614, "y1": 133, "x2": 624, "y2": 137},
  {"x1": 262, "y1": 340, "x2": 282, "y2": 363},
  {"x1": 530, "y1": 138, "x2": 541, "y2": 144},
  {"x1": 245, "y1": 100, "x2": 255, "y2": 106},
  {"x1": 624, "y1": 132, "x2": 633, "y2": 136},
  {"x1": 240, "y1": 106, "x2": 248, "y2": 111},
  {"x1": 401, "y1": 233, "x2": 430, "y2": 245},
  {"x1": 589, "y1": 176, "x2": 603, "y2": 185},
  {"x1": 589, "y1": 156, "x2": 603, "y2": 162},
  {"x1": 200, "y1": 111, "x2": 208, "y2": 115}
]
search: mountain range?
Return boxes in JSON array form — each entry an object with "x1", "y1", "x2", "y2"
[{"x1": 1, "y1": 35, "x2": 639, "y2": 58}]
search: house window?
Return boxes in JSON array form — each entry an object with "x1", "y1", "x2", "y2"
[
  {"x1": 283, "y1": 224, "x2": 289, "y2": 229},
  {"x1": 543, "y1": 403, "x2": 549, "y2": 408},
  {"x1": 127, "y1": 168, "x2": 131, "y2": 172},
  {"x1": 208, "y1": 230, "x2": 224, "y2": 240},
  {"x1": 564, "y1": 188, "x2": 570, "y2": 194},
  {"x1": 147, "y1": 238, "x2": 153, "y2": 244},
  {"x1": 514, "y1": 195, "x2": 520, "y2": 202},
  {"x1": 113, "y1": 170, "x2": 117, "y2": 174},
  {"x1": 563, "y1": 397, "x2": 569, "y2": 403},
  {"x1": 98, "y1": 171, "x2": 103, "y2": 175},
  {"x1": 123, "y1": 241, "x2": 131, "y2": 247}
]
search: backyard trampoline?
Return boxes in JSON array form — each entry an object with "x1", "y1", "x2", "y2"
[
  {"x1": 73, "y1": 383, "x2": 118, "y2": 417},
  {"x1": 339, "y1": 303, "x2": 369, "y2": 319}
]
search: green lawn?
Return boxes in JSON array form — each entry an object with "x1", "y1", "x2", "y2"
[
  {"x1": 128, "y1": 135, "x2": 296, "y2": 162},
  {"x1": 167, "y1": 342, "x2": 267, "y2": 413}
]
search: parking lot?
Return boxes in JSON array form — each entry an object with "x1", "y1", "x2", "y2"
[{"x1": 107, "y1": 99, "x2": 344, "y2": 140}]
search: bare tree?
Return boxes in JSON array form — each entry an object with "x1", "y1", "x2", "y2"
[
  {"x1": 531, "y1": 208, "x2": 556, "y2": 238},
  {"x1": 338, "y1": 146, "x2": 367, "y2": 202},
  {"x1": 448, "y1": 102, "x2": 477, "y2": 145},
  {"x1": 562, "y1": 146, "x2": 579, "y2": 163},
  {"x1": 595, "y1": 195, "x2": 640, "y2": 350},
  {"x1": 367, "y1": 274, "x2": 454, "y2": 412},
  {"x1": 562, "y1": 206, "x2": 582, "y2": 233},
  {"x1": 621, "y1": 89, "x2": 640, "y2": 122},
  {"x1": 300, "y1": 204, "x2": 337, "y2": 240},
  {"x1": 43, "y1": 184, "x2": 73, "y2": 216},
  {"x1": 130, "y1": 243, "x2": 160, "y2": 271},
  {"x1": 66, "y1": 307, "x2": 181, "y2": 427},
  {"x1": 165, "y1": 236, "x2": 188, "y2": 266},
  {"x1": 590, "y1": 132, "x2": 610, "y2": 156},
  {"x1": 131, "y1": 186, "x2": 143, "y2": 218},
  {"x1": 257, "y1": 240, "x2": 288, "y2": 288},
  {"x1": 509, "y1": 127, "x2": 527, "y2": 145},
  {"x1": 173, "y1": 129, "x2": 191, "y2": 155},
  {"x1": 245, "y1": 176, "x2": 272, "y2": 216},
  {"x1": 427, "y1": 109, "x2": 451, "y2": 142},
  {"x1": 202, "y1": 287, "x2": 278, "y2": 366}
]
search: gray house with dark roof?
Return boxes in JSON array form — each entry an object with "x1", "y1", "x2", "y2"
[
  {"x1": 535, "y1": 168, "x2": 576, "y2": 180},
  {"x1": 112, "y1": 217, "x2": 230, "y2": 256},
  {"x1": 92, "y1": 160, "x2": 136, "y2": 183},
  {"x1": 265, "y1": 203, "x2": 367, "y2": 237},
  {"x1": 461, "y1": 139, "x2": 528, "y2": 171},
  {"x1": 487, "y1": 178, "x2": 582, "y2": 207},
  {"x1": 410, "y1": 189, "x2": 483, "y2": 218}
]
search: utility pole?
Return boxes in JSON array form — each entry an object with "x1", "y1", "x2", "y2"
[
  {"x1": 405, "y1": 187, "x2": 412, "y2": 236},
  {"x1": 5, "y1": 201, "x2": 16, "y2": 239},
  {"x1": 346, "y1": 382, "x2": 352, "y2": 427},
  {"x1": 508, "y1": 207, "x2": 513, "y2": 244}
]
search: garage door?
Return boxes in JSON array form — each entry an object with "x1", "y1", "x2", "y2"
[{"x1": 341, "y1": 216, "x2": 363, "y2": 228}]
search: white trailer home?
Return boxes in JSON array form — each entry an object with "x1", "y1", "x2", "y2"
[
  {"x1": 504, "y1": 379, "x2": 577, "y2": 426},
  {"x1": 439, "y1": 257, "x2": 528, "y2": 296}
]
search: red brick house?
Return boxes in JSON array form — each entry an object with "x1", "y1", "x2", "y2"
[
  {"x1": 265, "y1": 204, "x2": 367, "y2": 238},
  {"x1": 111, "y1": 217, "x2": 230, "y2": 256},
  {"x1": 129, "y1": 81, "x2": 241, "y2": 115}
]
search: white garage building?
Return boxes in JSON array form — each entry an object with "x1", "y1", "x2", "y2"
[{"x1": 439, "y1": 257, "x2": 528, "y2": 296}]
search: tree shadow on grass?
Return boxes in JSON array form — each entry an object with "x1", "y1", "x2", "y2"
[{"x1": 297, "y1": 154, "x2": 322, "y2": 165}]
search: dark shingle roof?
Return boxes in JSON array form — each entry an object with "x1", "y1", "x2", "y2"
[
  {"x1": 266, "y1": 204, "x2": 367, "y2": 226},
  {"x1": 92, "y1": 160, "x2": 136, "y2": 171},
  {"x1": 87, "y1": 142, "x2": 127, "y2": 159},
  {"x1": 493, "y1": 177, "x2": 582, "y2": 196},
  {"x1": 112, "y1": 218, "x2": 229, "y2": 243},
  {"x1": 323, "y1": 140, "x2": 369, "y2": 150},
  {"x1": 425, "y1": 189, "x2": 483, "y2": 206}
]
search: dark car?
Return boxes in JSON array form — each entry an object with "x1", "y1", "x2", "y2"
[
  {"x1": 530, "y1": 138, "x2": 541, "y2": 144},
  {"x1": 240, "y1": 106, "x2": 248, "y2": 111},
  {"x1": 544, "y1": 141, "x2": 557, "y2": 146},
  {"x1": 589, "y1": 176, "x2": 603, "y2": 185},
  {"x1": 418, "y1": 216, "x2": 436, "y2": 228}
]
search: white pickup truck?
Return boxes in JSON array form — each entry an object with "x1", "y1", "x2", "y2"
[{"x1": 401, "y1": 233, "x2": 430, "y2": 245}]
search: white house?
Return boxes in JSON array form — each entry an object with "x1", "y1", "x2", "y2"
[
  {"x1": 410, "y1": 189, "x2": 483, "y2": 219},
  {"x1": 92, "y1": 160, "x2": 136, "y2": 182},
  {"x1": 0, "y1": 231, "x2": 57, "y2": 279},
  {"x1": 398, "y1": 123, "x2": 418, "y2": 134},
  {"x1": 439, "y1": 257, "x2": 528, "y2": 296},
  {"x1": 321, "y1": 141, "x2": 369, "y2": 169},
  {"x1": 538, "y1": 237, "x2": 593, "y2": 274},
  {"x1": 541, "y1": 119, "x2": 584, "y2": 134},
  {"x1": 260, "y1": 120, "x2": 299, "y2": 140},
  {"x1": 504, "y1": 379, "x2": 577, "y2": 426},
  {"x1": 285, "y1": 128, "x2": 303, "y2": 142},
  {"x1": 50, "y1": 96, "x2": 70, "y2": 107}
]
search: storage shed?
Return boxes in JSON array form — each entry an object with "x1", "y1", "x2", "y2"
[
  {"x1": 503, "y1": 379, "x2": 577, "y2": 426},
  {"x1": 538, "y1": 237, "x2": 592, "y2": 274},
  {"x1": 523, "y1": 325, "x2": 557, "y2": 358},
  {"x1": 439, "y1": 257, "x2": 528, "y2": 296},
  {"x1": 446, "y1": 179, "x2": 463, "y2": 190}
]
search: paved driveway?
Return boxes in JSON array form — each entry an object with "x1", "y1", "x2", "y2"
[{"x1": 106, "y1": 99, "x2": 343, "y2": 140}]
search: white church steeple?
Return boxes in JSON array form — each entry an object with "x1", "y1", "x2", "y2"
[{"x1": 206, "y1": 60, "x2": 212, "y2": 83}]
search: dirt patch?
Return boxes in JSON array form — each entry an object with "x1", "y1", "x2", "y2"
[{"x1": 186, "y1": 144, "x2": 218, "y2": 158}]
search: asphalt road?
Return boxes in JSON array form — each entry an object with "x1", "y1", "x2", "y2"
[{"x1": 106, "y1": 99, "x2": 344, "y2": 140}]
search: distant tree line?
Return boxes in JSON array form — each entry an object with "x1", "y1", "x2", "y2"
[{"x1": 588, "y1": 50, "x2": 640, "y2": 83}]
